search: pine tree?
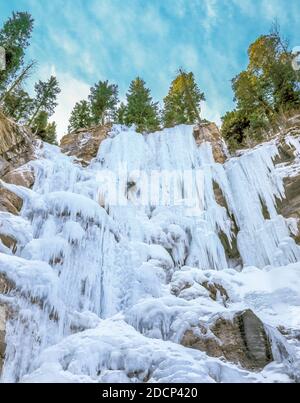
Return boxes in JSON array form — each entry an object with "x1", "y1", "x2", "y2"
[
  {"x1": 32, "y1": 110, "x2": 57, "y2": 145},
  {"x1": 0, "y1": 12, "x2": 34, "y2": 91},
  {"x1": 88, "y1": 80, "x2": 119, "y2": 125},
  {"x1": 124, "y1": 77, "x2": 160, "y2": 133},
  {"x1": 115, "y1": 102, "x2": 127, "y2": 124},
  {"x1": 68, "y1": 100, "x2": 93, "y2": 132},
  {"x1": 222, "y1": 24, "x2": 300, "y2": 151},
  {"x1": 2, "y1": 86, "x2": 34, "y2": 123},
  {"x1": 163, "y1": 70, "x2": 205, "y2": 127},
  {"x1": 28, "y1": 76, "x2": 60, "y2": 126}
]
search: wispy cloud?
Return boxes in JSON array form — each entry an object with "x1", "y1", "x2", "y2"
[{"x1": 1, "y1": 0, "x2": 299, "y2": 138}]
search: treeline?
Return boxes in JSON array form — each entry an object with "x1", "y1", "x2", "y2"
[
  {"x1": 0, "y1": 12, "x2": 60, "y2": 144},
  {"x1": 221, "y1": 24, "x2": 300, "y2": 151},
  {"x1": 68, "y1": 70, "x2": 205, "y2": 134},
  {"x1": 1, "y1": 11, "x2": 299, "y2": 150}
]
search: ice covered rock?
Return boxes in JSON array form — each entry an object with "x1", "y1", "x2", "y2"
[
  {"x1": 60, "y1": 124, "x2": 111, "y2": 166},
  {"x1": 20, "y1": 319, "x2": 267, "y2": 383},
  {"x1": 181, "y1": 309, "x2": 273, "y2": 371},
  {"x1": 0, "y1": 303, "x2": 6, "y2": 374},
  {"x1": 193, "y1": 122, "x2": 229, "y2": 163}
]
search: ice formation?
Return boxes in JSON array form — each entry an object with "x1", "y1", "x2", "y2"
[{"x1": 1, "y1": 125, "x2": 300, "y2": 383}]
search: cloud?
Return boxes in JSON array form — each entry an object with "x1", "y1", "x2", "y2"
[
  {"x1": 52, "y1": 72, "x2": 90, "y2": 140},
  {"x1": 2, "y1": 0, "x2": 300, "y2": 136}
]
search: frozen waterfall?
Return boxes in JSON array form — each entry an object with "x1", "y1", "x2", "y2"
[{"x1": 1, "y1": 125, "x2": 300, "y2": 383}]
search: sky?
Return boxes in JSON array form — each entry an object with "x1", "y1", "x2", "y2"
[{"x1": 1, "y1": 0, "x2": 300, "y2": 139}]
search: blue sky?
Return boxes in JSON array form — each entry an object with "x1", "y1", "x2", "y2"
[{"x1": 1, "y1": 0, "x2": 300, "y2": 138}]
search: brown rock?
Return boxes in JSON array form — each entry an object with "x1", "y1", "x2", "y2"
[
  {"x1": 277, "y1": 174, "x2": 300, "y2": 244},
  {"x1": 0, "y1": 157, "x2": 11, "y2": 177},
  {"x1": 0, "y1": 188, "x2": 23, "y2": 215},
  {"x1": 0, "y1": 234, "x2": 17, "y2": 253},
  {"x1": 181, "y1": 309, "x2": 273, "y2": 371},
  {"x1": 60, "y1": 125, "x2": 111, "y2": 165},
  {"x1": 0, "y1": 167, "x2": 35, "y2": 215},
  {"x1": 0, "y1": 111, "x2": 35, "y2": 171},
  {"x1": 194, "y1": 122, "x2": 228, "y2": 164},
  {"x1": 202, "y1": 281, "x2": 229, "y2": 303},
  {"x1": 2, "y1": 167, "x2": 35, "y2": 189}
]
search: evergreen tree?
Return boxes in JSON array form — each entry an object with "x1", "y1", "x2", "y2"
[
  {"x1": 2, "y1": 86, "x2": 34, "y2": 122},
  {"x1": 163, "y1": 70, "x2": 205, "y2": 127},
  {"x1": 223, "y1": 25, "x2": 300, "y2": 151},
  {"x1": 115, "y1": 102, "x2": 127, "y2": 124},
  {"x1": 0, "y1": 12, "x2": 34, "y2": 91},
  {"x1": 68, "y1": 100, "x2": 93, "y2": 132},
  {"x1": 124, "y1": 77, "x2": 160, "y2": 133},
  {"x1": 28, "y1": 76, "x2": 60, "y2": 125},
  {"x1": 89, "y1": 80, "x2": 119, "y2": 125},
  {"x1": 32, "y1": 110, "x2": 57, "y2": 145}
]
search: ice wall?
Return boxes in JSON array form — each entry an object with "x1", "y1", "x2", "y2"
[{"x1": 0, "y1": 125, "x2": 300, "y2": 382}]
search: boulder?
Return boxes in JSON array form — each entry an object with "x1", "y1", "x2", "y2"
[
  {"x1": 0, "y1": 234, "x2": 17, "y2": 253},
  {"x1": 181, "y1": 309, "x2": 273, "y2": 371},
  {"x1": 2, "y1": 167, "x2": 35, "y2": 189},
  {"x1": 60, "y1": 125, "x2": 111, "y2": 165},
  {"x1": 0, "y1": 188, "x2": 23, "y2": 215},
  {"x1": 0, "y1": 168, "x2": 35, "y2": 214}
]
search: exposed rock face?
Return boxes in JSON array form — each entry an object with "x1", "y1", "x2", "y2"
[
  {"x1": 0, "y1": 188, "x2": 23, "y2": 215},
  {"x1": 194, "y1": 122, "x2": 229, "y2": 163},
  {"x1": 0, "y1": 112, "x2": 35, "y2": 171},
  {"x1": 275, "y1": 132, "x2": 300, "y2": 244},
  {"x1": 0, "y1": 113, "x2": 36, "y2": 215},
  {"x1": 2, "y1": 167, "x2": 35, "y2": 189},
  {"x1": 0, "y1": 167, "x2": 35, "y2": 215},
  {"x1": 61, "y1": 123, "x2": 229, "y2": 165},
  {"x1": 181, "y1": 310, "x2": 273, "y2": 371},
  {"x1": 280, "y1": 174, "x2": 300, "y2": 242},
  {"x1": 60, "y1": 125, "x2": 111, "y2": 165}
]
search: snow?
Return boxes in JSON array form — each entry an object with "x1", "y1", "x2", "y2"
[
  {"x1": 1, "y1": 124, "x2": 300, "y2": 383},
  {"x1": 20, "y1": 319, "x2": 273, "y2": 384}
]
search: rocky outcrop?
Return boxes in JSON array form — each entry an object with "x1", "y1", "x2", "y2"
[
  {"x1": 279, "y1": 174, "x2": 300, "y2": 243},
  {"x1": 194, "y1": 122, "x2": 229, "y2": 163},
  {"x1": 0, "y1": 188, "x2": 23, "y2": 215},
  {"x1": 0, "y1": 166, "x2": 35, "y2": 215},
  {"x1": 60, "y1": 125, "x2": 111, "y2": 165},
  {"x1": 0, "y1": 113, "x2": 36, "y2": 215},
  {"x1": 275, "y1": 132, "x2": 300, "y2": 244},
  {"x1": 61, "y1": 122, "x2": 229, "y2": 166},
  {"x1": 181, "y1": 310, "x2": 273, "y2": 371},
  {"x1": 0, "y1": 111, "x2": 35, "y2": 171}
]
